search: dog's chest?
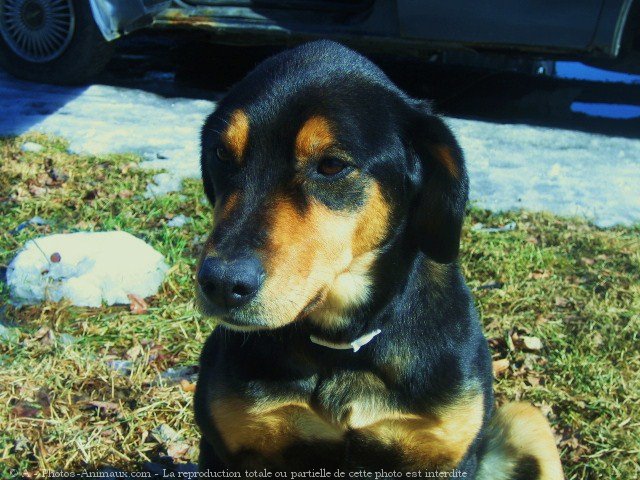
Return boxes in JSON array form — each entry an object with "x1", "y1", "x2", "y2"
[
  {"x1": 213, "y1": 368, "x2": 394, "y2": 437},
  {"x1": 210, "y1": 361, "x2": 484, "y2": 471},
  {"x1": 313, "y1": 369, "x2": 398, "y2": 428}
]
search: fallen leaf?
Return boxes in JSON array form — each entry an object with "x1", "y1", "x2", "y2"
[
  {"x1": 126, "y1": 344, "x2": 143, "y2": 361},
  {"x1": 28, "y1": 185, "x2": 47, "y2": 197},
  {"x1": 180, "y1": 379, "x2": 196, "y2": 392},
  {"x1": 488, "y1": 336, "x2": 506, "y2": 349},
  {"x1": 167, "y1": 442, "x2": 190, "y2": 459},
  {"x1": 31, "y1": 326, "x2": 55, "y2": 346},
  {"x1": 50, "y1": 252, "x2": 61, "y2": 263},
  {"x1": 580, "y1": 257, "x2": 595, "y2": 266},
  {"x1": 152, "y1": 424, "x2": 182, "y2": 444},
  {"x1": 535, "y1": 315, "x2": 549, "y2": 325},
  {"x1": 592, "y1": 332, "x2": 604, "y2": 347},
  {"x1": 521, "y1": 336, "x2": 543, "y2": 351},
  {"x1": 555, "y1": 296, "x2": 570, "y2": 307},
  {"x1": 35, "y1": 388, "x2": 51, "y2": 415},
  {"x1": 526, "y1": 374, "x2": 541, "y2": 387},
  {"x1": 492, "y1": 358, "x2": 510, "y2": 377},
  {"x1": 530, "y1": 270, "x2": 550, "y2": 280},
  {"x1": 127, "y1": 294, "x2": 148, "y2": 314},
  {"x1": 11, "y1": 401, "x2": 40, "y2": 418}
]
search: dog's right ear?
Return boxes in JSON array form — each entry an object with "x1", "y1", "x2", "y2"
[{"x1": 405, "y1": 101, "x2": 469, "y2": 263}]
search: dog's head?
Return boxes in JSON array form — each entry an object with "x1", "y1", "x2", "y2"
[{"x1": 197, "y1": 41, "x2": 468, "y2": 332}]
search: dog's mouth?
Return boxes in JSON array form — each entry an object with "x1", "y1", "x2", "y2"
[
  {"x1": 197, "y1": 282, "x2": 329, "y2": 332},
  {"x1": 216, "y1": 316, "x2": 270, "y2": 332}
]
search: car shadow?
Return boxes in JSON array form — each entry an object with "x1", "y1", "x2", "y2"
[
  {"x1": 103, "y1": 34, "x2": 640, "y2": 140},
  {"x1": 0, "y1": 71, "x2": 88, "y2": 136},
  {"x1": 5, "y1": 32, "x2": 637, "y2": 142}
]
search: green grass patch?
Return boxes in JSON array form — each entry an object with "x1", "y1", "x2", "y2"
[{"x1": 0, "y1": 134, "x2": 638, "y2": 479}]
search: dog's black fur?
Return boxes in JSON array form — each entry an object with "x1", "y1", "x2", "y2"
[{"x1": 194, "y1": 41, "x2": 562, "y2": 479}]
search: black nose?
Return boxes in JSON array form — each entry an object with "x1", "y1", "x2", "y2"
[{"x1": 198, "y1": 256, "x2": 264, "y2": 309}]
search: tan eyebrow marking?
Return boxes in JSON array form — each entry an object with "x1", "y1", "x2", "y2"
[
  {"x1": 295, "y1": 115, "x2": 335, "y2": 163},
  {"x1": 221, "y1": 109, "x2": 250, "y2": 163}
]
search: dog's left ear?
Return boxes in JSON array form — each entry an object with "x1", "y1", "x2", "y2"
[{"x1": 405, "y1": 101, "x2": 469, "y2": 263}]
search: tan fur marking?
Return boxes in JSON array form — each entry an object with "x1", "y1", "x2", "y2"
[
  {"x1": 431, "y1": 145, "x2": 460, "y2": 179},
  {"x1": 359, "y1": 393, "x2": 485, "y2": 471},
  {"x1": 352, "y1": 181, "x2": 390, "y2": 257},
  {"x1": 256, "y1": 195, "x2": 355, "y2": 326},
  {"x1": 222, "y1": 109, "x2": 250, "y2": 163},
  {"x1": 477, "y1": 402, "x2": 564, "y2": 480},
  {"x1": 308, "y1": 252, "x2": 376, "y2": 330},
  {"x1": 295, "y1": 116, "x2": 335, "y2": 162},
  {"x1": 211, "y1": 397, "x2": 342, "y2": 458},
  {"x1": 216, "y1": 191, "x2": 241, "y2": 224},
  {"x1": 308, "y1": 182, "x2": 390, "y2": 329},
  {"x1": 233, "y1": 180, "x2": 388, "y2": 330}
]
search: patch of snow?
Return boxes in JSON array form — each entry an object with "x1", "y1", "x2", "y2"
[
  {"x1": 570, "y1": 102, "x2": 640, "y2": 120},
  {"x1": 0, "y1": 72, "x2": 215, "y2": 195},
  {"x1": 7, "y1": 231, "x2": 168, "y2": 307},
  {"x1": 555, "y1": 62, "x2": 640, "y2": 84},
  {"x1": 447, "y1": 118, "x2": 640, "y2": 227},
  {"x1": 160, "y1": 365, "x2": 199, "y2": 385},
  {"x1": 166, "y1": 215, "x2": 191, "y2": 227},
  {"x1": 471, "y1": 221, "x2": 517, "y2": 233},
  {"x1": 21, "y1": 141, "x2": 44, "y2": 153},
  {"x1": 146, "y1": 172, "x2": 187, "y2": 198},
  {"x1": 107, "y1": 359, "x2": 133, "y2": 375},
  {"x1": 1, "y1": 72, "x2": 639, "y2": 226}
]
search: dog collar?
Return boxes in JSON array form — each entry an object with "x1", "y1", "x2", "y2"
[{"x1": 309, "y1": 329, "x2": 382, "y2": 352}]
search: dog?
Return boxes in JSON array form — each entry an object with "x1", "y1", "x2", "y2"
[{"x1": 194, "y1": 40, "x2": 563, "y2": 479}]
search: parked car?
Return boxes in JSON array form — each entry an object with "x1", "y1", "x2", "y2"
[{"x1": 1, "y1": 0, "x2": 638, "y2": 85}]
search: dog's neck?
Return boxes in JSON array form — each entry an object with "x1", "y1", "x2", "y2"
[{"x1": 304, "y1": 248, "x2": 456, "y2": 350}]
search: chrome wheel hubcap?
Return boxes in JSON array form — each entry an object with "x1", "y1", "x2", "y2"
[{"x1": 1, "y1": 0, "x2": 75, "y2": 63}]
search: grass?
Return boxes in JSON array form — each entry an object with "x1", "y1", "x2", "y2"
[{"x1": 0, "y1": 134, "x2": 638, "y2": 479}]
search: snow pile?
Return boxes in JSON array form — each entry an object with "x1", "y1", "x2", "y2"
[
  {"x1": 7, "y1": 231, "x2": 168, "y2": 307},
  {"x1": 1, "y1": 72, "x2": 639, "y2": 226},
  {"x1": 166, "y1": 214, "x2": 191, "y2": 227},
  {"x1": 0, "y1": 72, "x2": 215, "y2": 196},
  {"x1": 21, "y1": 141, "x2": 44, "y2": 153},
  {"x1": 448, "y1": 118, "x2": 640, "y2": 227}
]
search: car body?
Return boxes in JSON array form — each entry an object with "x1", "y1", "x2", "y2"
[{"x1": 1, "y1": 0, "x2": 638, "y2": 84}]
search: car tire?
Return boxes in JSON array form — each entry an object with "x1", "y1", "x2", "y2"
[{"x1": 0, "y1": 0, "x2": 114, "y2": 85}]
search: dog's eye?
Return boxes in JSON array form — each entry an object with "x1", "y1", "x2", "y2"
[
  {"x1": 216, "y1": 147, "x2": 232, "y2": 163},
  {"x1": 317, "y1": 157, "x2": 348, "y2": 177}
]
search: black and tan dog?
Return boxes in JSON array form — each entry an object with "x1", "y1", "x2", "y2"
[{"x1": 194, "y1": 41, "x2": 563, "y2": 479}]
